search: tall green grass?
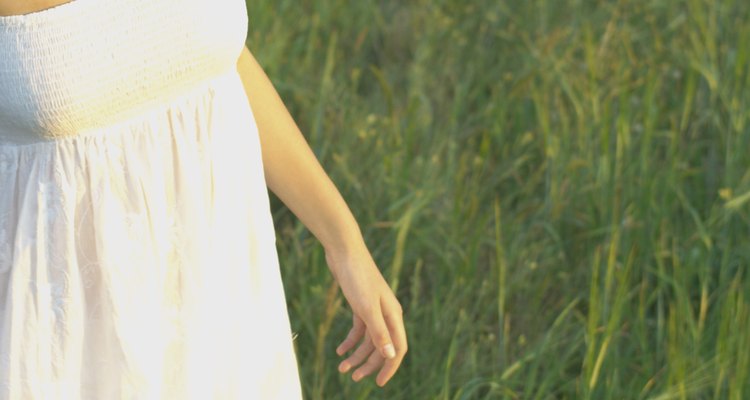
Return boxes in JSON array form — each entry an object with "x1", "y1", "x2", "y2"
[{"x1": 247, "y1": 0, "x2": 750, "y2": 398}]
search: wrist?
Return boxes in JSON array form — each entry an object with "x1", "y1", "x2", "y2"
[
  {"x1": 322, "y1": 233, "x2": 371, "y2": 274},
  {"x1": 317, "y1": 212, "x2": 365, "y2": 254}
]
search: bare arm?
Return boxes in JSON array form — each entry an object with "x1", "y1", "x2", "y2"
[
  {"x1": 235, "y1": 46, "x2": 407, "y2": 387},
  {"x1": 235, "y1": 46, "x2": 361, "y2": 257}
]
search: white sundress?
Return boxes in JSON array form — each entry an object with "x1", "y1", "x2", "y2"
[{"x1": 0, "y1": 0, "x2": 303, "y2": 398}]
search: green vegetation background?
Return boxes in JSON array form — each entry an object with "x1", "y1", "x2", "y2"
[{"x1": 245, "y1": 0, "x2": 750, "y2": 398}]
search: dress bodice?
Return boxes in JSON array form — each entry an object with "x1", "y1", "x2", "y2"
[{"x1": 0, "y1": 0, "x2": 248, "y2": 144}]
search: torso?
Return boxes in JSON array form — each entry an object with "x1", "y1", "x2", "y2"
[
  {"x1": 0, "y1": 0, "x2": 249, "y2": 142},
  {"x1": 0, "y1": 0, "x2": 74, "y2": 16}
]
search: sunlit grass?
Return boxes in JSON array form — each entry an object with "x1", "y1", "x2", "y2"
[{"x1": 247, "y1": 0, "x2": 750, "y2": 398}]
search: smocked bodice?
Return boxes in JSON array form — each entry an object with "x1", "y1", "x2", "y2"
[{"x1": 0, "y1": 0, "x2": 248, "y2": 144}]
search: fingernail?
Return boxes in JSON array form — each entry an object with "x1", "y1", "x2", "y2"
[
  {"x1": 352, "y1": 372, "x2": 361, "y2": 381},
  {"x1": 382, "y1": 344, "x2": 396, "y2": 359},
  {"x1": 339, "y1": 361, "x2": 350, "y2": 373}
]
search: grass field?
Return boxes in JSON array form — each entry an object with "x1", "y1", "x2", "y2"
[{"x1": 246, "y1": 0, "x2": 750, "y2": 398}]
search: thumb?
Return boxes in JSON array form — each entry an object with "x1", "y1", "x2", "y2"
[{"x1": 364, "y1": 304, "x2": 397, "y2": 360}]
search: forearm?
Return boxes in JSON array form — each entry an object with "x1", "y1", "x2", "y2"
[{"x1": 235, "y1": 46, "x2": 365, "y2": 261}]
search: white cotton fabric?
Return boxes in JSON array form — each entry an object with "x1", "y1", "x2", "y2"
[{"x1": 0, "y1": 0, "x2": 303, "y2": 398}]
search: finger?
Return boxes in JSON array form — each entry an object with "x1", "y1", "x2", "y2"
[
  {"x1": 352, "y1": 350, "x2": 385, "y2": 382},
  {"x1": 362, "y1": 303, "x2": 396, "y2": 359},
  {"x1": 376, "y1": 310, "x2": 408, "y2": 387},
  {"x1": 337, "y1": 315, "x2": 366, "y2": 356},
  {"x1": 338, "y1": 333, "x2": 374, "y2": 374}
]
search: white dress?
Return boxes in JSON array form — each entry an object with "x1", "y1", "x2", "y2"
[{"x1": 0, "y1": 0, "x2": 303, "y2": 398}]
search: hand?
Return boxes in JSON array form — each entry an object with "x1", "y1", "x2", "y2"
[{"x1": 325, "y1": 244, "x2": 408, "y2": 387}]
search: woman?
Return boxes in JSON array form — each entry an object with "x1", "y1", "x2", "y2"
[{"x1": 0, "y1": 0, "x2": 406, "y2": 398}]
